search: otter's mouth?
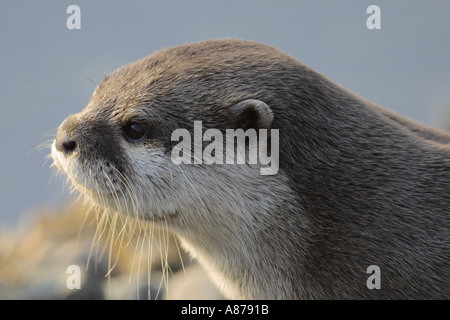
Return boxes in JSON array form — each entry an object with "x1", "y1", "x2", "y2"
[
  {"x1": 52, "y1": 140, "x2": 128, "y2": 200},
  {"x1": 52, "y1": 139, "x2": 172, "y2": 222}
]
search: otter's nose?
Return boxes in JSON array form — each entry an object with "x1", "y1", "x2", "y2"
[{"x1": 55, "y1": 115, "x2": 78, "y2": 153}]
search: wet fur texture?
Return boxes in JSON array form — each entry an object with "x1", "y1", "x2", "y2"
[{"x1": 52, "y1": 39, "x2": 449, "y2": 299}]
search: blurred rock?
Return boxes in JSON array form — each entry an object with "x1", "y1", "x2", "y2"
[
  {"x1": 0, "y1": 204, "x2": 221, "y2": 300},
  {"x1": 165, "y1": 263, "x2": 224, "y2": 300}
]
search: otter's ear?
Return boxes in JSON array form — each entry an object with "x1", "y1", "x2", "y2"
[{"x1": 229, "y1": 99, "x2": 274, "y2": 130}]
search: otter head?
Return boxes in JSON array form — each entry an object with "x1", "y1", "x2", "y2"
[
  {"x1": 54, "y1": 39, "x2": 449, "y2": 300},
  {"x1": 51, "y1": 40, "x2": 295, "y2": 233}
]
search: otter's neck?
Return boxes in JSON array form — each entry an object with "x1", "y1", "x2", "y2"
[
  {"x1": 176, "y1": 207, "x2": 307, "y2": 299},
  {"x1": 170, "y1": 170, "x2": 305, "y2": 299}
]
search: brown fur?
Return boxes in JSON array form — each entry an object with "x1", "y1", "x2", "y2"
[{"x1": 52, "y1": 39, "x2": 450, "y2": 299}]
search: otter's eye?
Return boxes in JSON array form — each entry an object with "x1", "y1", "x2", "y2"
[{"x1": 123, "y1": 123, "x2": 146, "y2": 142}]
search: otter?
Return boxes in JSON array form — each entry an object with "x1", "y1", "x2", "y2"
[{"x1": 51, "y1": 39, "x2": 449, "y2": 299}]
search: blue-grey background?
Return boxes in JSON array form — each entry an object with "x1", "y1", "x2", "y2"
[{"x1": 1, "y1": 0, "x2": 450, "y2": 229}]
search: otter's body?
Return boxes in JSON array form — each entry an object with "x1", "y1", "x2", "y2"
[{"x1": 52, "y1": 39, "x2": 449, "y2": 299}]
